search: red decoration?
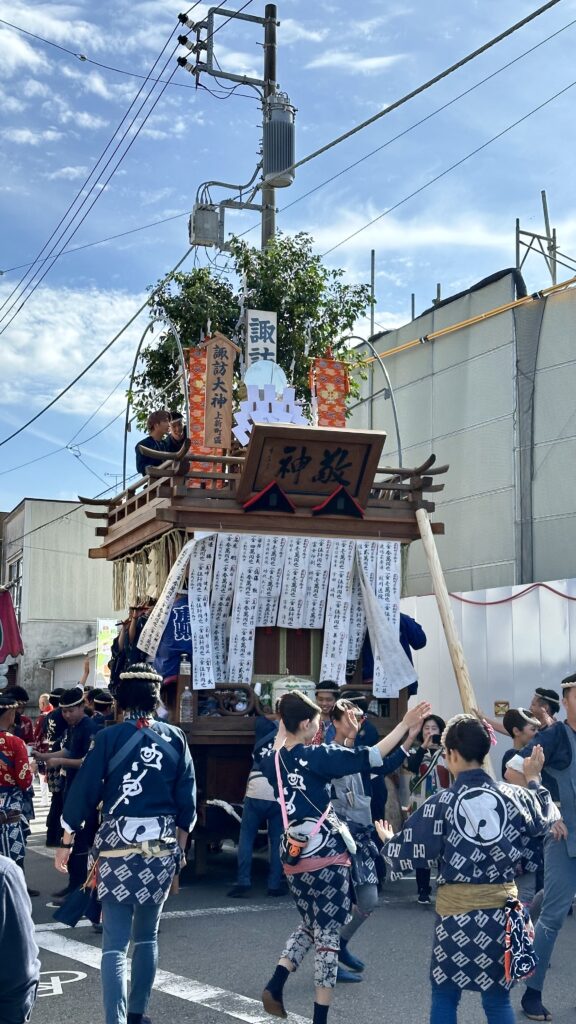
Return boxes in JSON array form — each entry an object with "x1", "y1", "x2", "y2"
[{"x1": 0, "y1": 591, "x2": 23, "y2": 663}]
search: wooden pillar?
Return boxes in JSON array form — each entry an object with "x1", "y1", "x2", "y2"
[{"x1": 416, "y1": 507, "x2": 495, "y2": 777}]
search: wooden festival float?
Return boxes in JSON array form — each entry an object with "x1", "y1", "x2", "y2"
[{"x1": 83, "y1": 338, "x2": 458, "y2": 872}]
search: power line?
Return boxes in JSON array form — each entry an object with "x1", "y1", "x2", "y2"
[
  {"x1": 0, "y1": 1, "x2": 254, "y2": 335},
  {"x1": 0, "y1": 213, "x2": 188, "y2": 275},
  {"x1": 0, "y1": 247, "x2": 193, "y2": 448},
  {"x1": 0, "y1": 66, "x2": 180, "y2": 334},
  {"x1": 322, "y1": 78, "x2": 576, "y2": 256},
  {"x1": 0, "y1": 8, "x2": 194, "y2": 322},
  {"x1": 261, "y1": 0, "x2": 565, "y2": 185},
  {"x1": 0, "y1": 13, "x2": 206, "y2": 90},
  {"x1": 5, "y1": 475, "x2": 140, "y2": 549}
]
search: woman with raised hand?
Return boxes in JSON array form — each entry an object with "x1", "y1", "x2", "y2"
[
  {"x1": 377, "y1": 714, "x2": 558, "y2": 1024},
  {"x1": 258, "y1": 689, "x2": 430, "y2": 1024}
]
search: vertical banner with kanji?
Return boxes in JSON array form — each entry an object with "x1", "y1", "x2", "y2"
[
  {"x1": 204, "y1": 332, "x2": 239, "y2": 449},
  {"x1": 276, "y1": 537, "x2": 311, "y2": 629},
  {"x1": 319, "y1": 539, "x2": 356, "y2": 684},
  {"x1": 188, "y1": 535, "x2": 217, "y2": 690},
  {"x1": 302, "y1": 538, "x2": 333, "y2": 629},
  {"x1": 227, "y1": 535, "x2": 262, "y2": 683},
  {"x1": 257, "y1": 535, "x2": 287, "y2": 627},
  {"x1": 311, "y1": 356, "x2": 349, "y2": 428},
  {"x1": 210, "y1": 533, "x2": 240, "y2": 681},
  {"x1": 246, "y1": 310, "x2": 277, "y2": 366}
]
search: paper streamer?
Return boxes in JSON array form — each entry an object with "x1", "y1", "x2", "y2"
[
  {"x1": 187, "y1": 535, "x2": 217, "y2": 690},
  {"x1": 357, "y1": 545, "x2": 416, "y2": 697},
  {"x1": 302, "y1": 538, "x2": 333, "y2": 630},
  {"x1": 138, "y1": 538, "x2": 198, "y2": 658},
  {"x1": 277, "y1": 537, "x2": 311, "y2": 629},
  {"x1": 209, "y1": 534, "x2": 240, "y2": 681},
  {"x1": 319, "y1": 540, "x2": 356, "y2": 684},
  {"x1": 227, "y1": 535, "x2": 262, "y2": 683},
  {"x1": 257, "y1": 536, "x2": 287, "y2": 627}
]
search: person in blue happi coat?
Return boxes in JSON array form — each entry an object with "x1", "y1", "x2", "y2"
[{"x1": 54, "y1": 664, "x2": 196, "y2": 1024}]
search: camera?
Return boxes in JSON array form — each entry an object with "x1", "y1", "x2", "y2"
[{"x1": 431, "y1": 733, "x2": 441, "y2": 746}]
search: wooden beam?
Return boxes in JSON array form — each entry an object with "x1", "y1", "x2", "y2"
[{"x1": 84, "y1": 511, "x2": 109, "y2": 520}]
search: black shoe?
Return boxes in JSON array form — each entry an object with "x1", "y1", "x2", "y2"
[
  {"x1": 417, "y1": 894, "x2": 431, "y2": 905},
  {"x1": 336, "y1": 967, "x2": 363, "y2": 983},
  {"x1": 520, "y1": 989, "x2": 552, "y2": 1021},
  {"x1": 92, "y1": 923, "x2": 103, "y2": 934},
  {"x1": 227, "y1": 885, "x2": 251, "y2": 898},
  {"x1": 27, "y1": 887, "x2": 40, "y2": 898},
  {"x1": 267, "y1": 887, "x2": 288, "y2": 897}
]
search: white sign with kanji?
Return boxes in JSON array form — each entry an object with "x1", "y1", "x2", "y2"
[{"x1": 246, "y1": 309, "x2": 277, "y2": 366}]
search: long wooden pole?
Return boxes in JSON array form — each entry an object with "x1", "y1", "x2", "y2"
[{"x1": 416, "y1": 507, "x2": 495, "y2": 776}]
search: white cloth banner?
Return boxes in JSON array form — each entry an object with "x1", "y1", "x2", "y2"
[
  {"x1": 257, "y1": 536, "x2": 287, "y2": 627},
  {"x1": 347, "y1": 541, "x2": 377, "y2": 660},
  {"x1": 277, "y1": 537, "x2": 311, "y2": 629},
  {"x1": 188, "y1": 535, "x2": 217, "y2": 690},
  {"x1": 210, "y1": 534, "x2": 240, "y2": 681},
  {"x1": 227, "y1": 535, "x2": 262, "y2": 683},
  {"x1": 302, "y1": 539, "x2": 333, "y2": 629},
  {"x1": 376, "y1": 542, "x2": 401, "y2": 630},
  {"x1": 138, "y1": 538, "x2": 198, "y2": 658},
  {"x1": 357, "y1": 546, "x2": 416, "y2": 697},
  {"x1": 319, "y1": 540, "x2": 356, "y2": 684}
]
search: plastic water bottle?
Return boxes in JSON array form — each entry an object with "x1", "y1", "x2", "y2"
[
  {"x1": 179, "y1": 683, "x2": 193, "y2": 723},
  {"x1": 179, "y1": 655, "x2": 193, "y2": 722}
]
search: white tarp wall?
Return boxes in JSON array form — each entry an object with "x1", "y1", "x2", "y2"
[{"x1": 402, "y1": 576, "x2": 576, "y2": 774}]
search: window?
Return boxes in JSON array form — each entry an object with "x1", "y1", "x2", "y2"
[{"x1": 8, "y1": 558, "x2": 22, "y2": 623}]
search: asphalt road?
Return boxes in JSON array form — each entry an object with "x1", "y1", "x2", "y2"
[{"x1": 25, "y1": 814, "x2": 576, "y2": 1024}]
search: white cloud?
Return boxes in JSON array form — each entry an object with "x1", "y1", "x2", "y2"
[
  {"x1": 306, "y1": 207, "x2": 511, "y2": 257},
  {"x1": 0, "y1": 282, "x2": 149, "y2": 418},
  {"x1": 0, "y1": 27, "x2": 48, "y2": 77},
  {"x1": 306, "y1": 50, "x2": 406, "y2": 75},
  {"x1": 60, "y1": 67, "x2": 138, "y2": 103},
  {"x1": 1, "y1": 127, "x2": 62, "y2": 145},
  {"x1": 22, "y1": 79, "x2": 51, "y2": 98},
  {"x1": 46, "y1": 165, "x2": 89, "y2": 180},
  {"x1": 280, "y1": 19, "x2": 329, "y2": 44},
  {"x1": 0, "y1": 85, "x2": 25, "y2": 112}
]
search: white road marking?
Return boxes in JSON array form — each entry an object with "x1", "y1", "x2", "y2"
[
  {"x1": 36, "y1": 931, "x2": 308, "y2": 1024},
  {"x1": 36, "y1": 902, "x2": 290, "y2": 932}
]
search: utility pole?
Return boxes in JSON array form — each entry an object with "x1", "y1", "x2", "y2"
[
  {"x1": 179, "y1": 5, "x2": 294, "y2": 253},
  {"x1": 261, "y1": 4, "x2": 277, "y2": 249}
]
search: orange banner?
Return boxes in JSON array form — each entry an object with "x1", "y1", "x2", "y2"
[
  {"x1": 186, "y1": 345, "x2": 216, "y2": 488},
  {"x1": 312, "y1": 357, "x2": 349, "y2": 428}
]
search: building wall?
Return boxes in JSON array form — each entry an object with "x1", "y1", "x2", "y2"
[
  {"x1": 351, "y1": 274, "x2": 518, "y2": 595},
  {"x1": 532, "y1": 288, "x2": 576, "y2": 581},
  {"x1": 350, "y1": 274, "x2": 576, "y2": 596},
  {"x1": 1, "y1": 499, "x2": 115, "y2": 694}
]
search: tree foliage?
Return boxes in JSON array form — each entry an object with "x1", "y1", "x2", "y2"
[{"x1": 130, "y1": 232, "x2": 371, "y2": 428}]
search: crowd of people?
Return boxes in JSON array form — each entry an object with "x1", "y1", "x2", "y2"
[{"x1": 1, "y1": 662, "x2": 575, "y2": 1023}]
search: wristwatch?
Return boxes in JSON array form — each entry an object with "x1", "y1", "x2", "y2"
[{"x1": 60, "y1": 840, "x2": 74, "y2": 849}]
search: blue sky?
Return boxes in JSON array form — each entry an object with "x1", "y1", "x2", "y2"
[{"x1": 1, "y1": 0, "x2": 575, "y2": 512}]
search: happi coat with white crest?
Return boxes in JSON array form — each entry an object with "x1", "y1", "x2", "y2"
[
  {"x1": 382, "y1": 769, "x2": 557, "y2": 991},
  {"x1": 62, "y1": 716, "x2": 196, "y2": 905}
]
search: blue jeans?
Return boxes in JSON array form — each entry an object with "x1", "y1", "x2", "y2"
[
  {"x1": 101, "y1": 900, "x2": 164, "y2": 1024},
  {"x1": 430, "y1": 981, "x2": 514, "y2": 1024},
  {"x1": 236, "y1": 797, "x2": 283, "y2": 889},
  {"x1": 526, "y1": 833, "x2": 576, "y2": 993}
]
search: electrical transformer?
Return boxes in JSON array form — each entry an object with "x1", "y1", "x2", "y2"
[{"x1": 263, "y1": 93, "x2": 296, "y2": 188}]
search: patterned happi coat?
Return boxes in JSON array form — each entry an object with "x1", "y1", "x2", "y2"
[
  {"x1": 0, "y1": 730, "x2": 34, "y2": 864},
  {"x1": 383, "y1": 768, "x2": 557, "y2": 991},
  {"x1": 63, "y1": 718, "x2": 196, "y2": 905}
]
